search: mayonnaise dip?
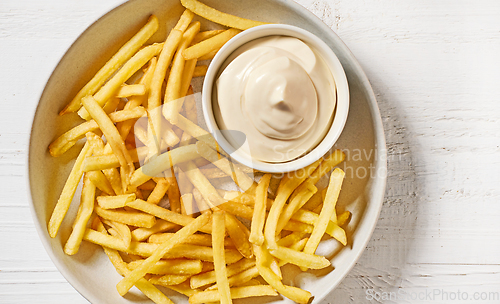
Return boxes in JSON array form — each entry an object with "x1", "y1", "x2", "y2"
[{"x1": 214, "y1": 35, "x2": 336, "y2": 163}]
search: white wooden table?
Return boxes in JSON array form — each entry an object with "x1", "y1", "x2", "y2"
[{"x1": 1, "y1": 0, "x2": 499, "y2": 303}]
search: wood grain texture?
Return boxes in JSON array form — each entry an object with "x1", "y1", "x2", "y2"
[{"x1": 1, "y1": 0, "x2": 499, "y2": 303}]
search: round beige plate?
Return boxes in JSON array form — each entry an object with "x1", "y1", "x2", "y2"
[{"x1": 28, "y1": 0, "x2": 387, "y2": 303}]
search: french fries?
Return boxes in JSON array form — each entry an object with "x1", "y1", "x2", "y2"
[
  {"x1": 81, "y1": 95, "x2": 135, "y2": 190},
  {"x1": 48, "y1": 140, "x2": 93, "y2": 238},
  {"x1": 93, "y1": 218, "x2": 174, "y2": 304},
  {"x1": 116, "y1": 211, "x2": 211, "y2": 295},
  {"x1": 95, "y1": 205, "x2": 156, "y2": 228},
  {"x1": 192, "y1": 30, "x2": 224, "y2": 45},
  {"x1": 180, "y1": 0, "x2": 268, "y2": 30},
  {"x1": 182, "y1": 28, "x2": 241, "y2": 60},
  {"x1": 212, "y1": 211, "x2": 231, "y2": 304},
  {"x1": 78, "y1": 43, "x2": 164, "y2": 120},
  {"x1": 47, "y1": 3, "x2": 352, "y2": 304},
  {"x1": 163, "y1": 21, "x2": 201, "y2": 124},
  {"x1": 60, "y1": 15, "x2": 159, "y2": 115},
  {"x1": 249, "y1": 174, "x2": 271, "y2": 245},
  {"x1": 63, "y1": 174, "x2": 95, "y2": 255}
]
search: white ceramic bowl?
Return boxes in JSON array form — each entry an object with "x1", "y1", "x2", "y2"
[
  {"x1": 28, "y1": 0, "x2": 386, "y2": 303},
  {"x1": 202, "y1": 24, "x2": 350, "y2": 173}
]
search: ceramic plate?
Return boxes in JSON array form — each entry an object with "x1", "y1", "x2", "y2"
[{"x1": 28, "y1": 0, "x2": 386, "y2": 303}]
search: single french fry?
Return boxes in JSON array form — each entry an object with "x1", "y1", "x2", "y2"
[
  {"x1": 97, "y1": 193, "x2": 136, "y2": 209},
  {"x1": 116, "y1": 211, "x2": 211, "y2": 295},
  {"x1": 191, "y1": 30, "x2": 225, "y2": 45},
  {"x1": 183, "y1": 28, "x2": 241, "y2": 60},
  {"x1": 48, "y1": 140, "x2": 93, "y2": 238},
  {"x1": 87, "y1": 170, "x2": 115, "y2": 195},
  {"x1": 180, "y1": 193, "x2": 194, "y2": 216},
  {"x1": 131, "y1": 144, "x2": 199, "y2": 187},
  {"x1": 184, "y1": 161, "x2": 226, "y2": 209},
  {"x1": 180, "y1": 0, "x2": 267, "y2": 30},
  {"x1": 147, "y1": 178, "x2": 170, "y2": 205},
  {"x1": 63, "y1": 174, "x2": 96, "y2": 255},
  {"x1": 217, "y1": 201, "x2": 253, "y2": 220},
  {"x1": 149, "y1": 232, "x2": 234, "y2": 248},
  {"x1": 60, "y1": 16, "x2": 159, "y2": 114},
  {"x1": 102, "y1": 219, "x2": 132, "y2": 248},
  {"x1": 128, "y1": 259, "x2": 203, "y2": 275},
  {"x1": 276, "y1": 181, "x2": 317, "y2": 234},
  {"x1": 115, "y1": 84, "x2": 146, "y2": 98},
  {"x1": 264, "y1": 159, "x2": 322, "y2": 249},
  {"x1": 249, "y1": 174, "x2": 271, "y2": 246},
  {"x1": 325, "y1": 221, "x2": 347, "y2": 246},
  {"x1": 269, "y1": 246, "x2": 330, "y2": 269},
  {"x1": 198, "y1": 48, "x2": 219, "y2": 61},
  {"x1": 254, "y1": 245, "x2": 312, "y2": 304},
  {"x1": 83, "y1": 146, "x2": 148, "y2": 172},
  {"x1": 212, "y1": 211, "x2": 231, "y2": 304},
  {"x1": 78, "y1": 43, "x2": 164, "y2": 120},
  {"x1": 131, "y1": 219, "x2": 179, "y2": 242},
  {"x1": 189, "y1": 285, "x2": 277, "y2": 304},
  {"x1": 225, "y1": 212, "x2": 253, "y2": 258},
  {"x1": 95, "y1": 205, "x2": 156, "y2": 228},
  {"x1": 180, "y1": 60, "x2": 197, "y2": 98},
  {"x1": 93, "y1": 218, "x2": 174, "y2": 304},
  {"x1": 190, "y1": 258, "x2": 255, "y2": 289},
  {"x1": 126, "y1": 199, "x2": 212, "y2": 234},
  {"x1": 303, "y1": 168, "x2": 345, "y2": 257},
  {"x1": 81, "y1": 95, "x2": 135, "y2": 189},
  {"x1": 163, "y1": 21, "x2": 200, "y2": 124},
  {"x1": 196, "y1": 141, "x2": 256, "y2": 193},
  {"x1": 49, "y1": 107, "x2": 146, "y2": 157},
  {"x1": 192, "y1": 65, "x2": 208, "y2": 77}
]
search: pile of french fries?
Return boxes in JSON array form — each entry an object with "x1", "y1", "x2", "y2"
[{"x1": 47, "y1": 1, "x2": 350, "y2": 303}]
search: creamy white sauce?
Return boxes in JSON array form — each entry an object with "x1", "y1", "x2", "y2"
[{"x1": 214, "y1": 36, "x2": 336, "y2": 163}]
